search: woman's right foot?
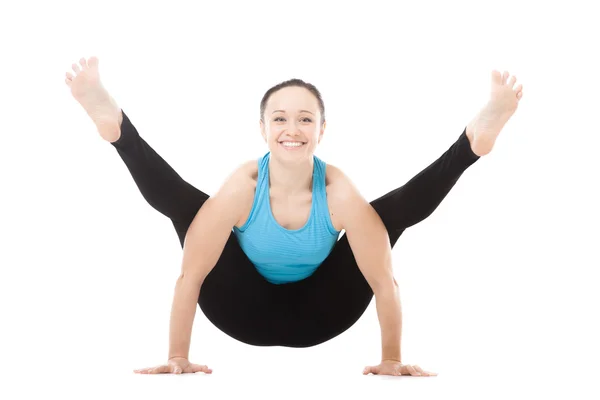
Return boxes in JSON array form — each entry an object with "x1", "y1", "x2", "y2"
[{"x1": 65, "y1": 57, "x2": 123, "y2": 142}]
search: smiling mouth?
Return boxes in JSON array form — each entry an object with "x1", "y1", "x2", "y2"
[{"x1": 279, "y1": 141, "x2": 306, "y2": 148}]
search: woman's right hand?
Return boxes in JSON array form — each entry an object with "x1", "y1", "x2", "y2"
[{"x1": 134, "y1": 357, "x2": 213, "y2": 374}]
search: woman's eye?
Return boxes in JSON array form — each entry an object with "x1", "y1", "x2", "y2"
[{"x1": 274, "y1": 117, "x2": 312, "y2": 122}]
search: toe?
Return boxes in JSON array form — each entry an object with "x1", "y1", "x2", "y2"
[
  {"x1": 515, "y1": 83, "x2": 523, "y2": 94},
  {"x1": 79, "y1": 57, "x2": 88, "y2": 69},
  {"x1": 507, "y1": 75, "x2": 516, "y2": 88},
  {"x1": 66, "y1": 72, "x2": 74, "y2": 80},
  {"x1": 502, "y1": 71, "x2": 509, "y2": 85},
  {"x1": 72, "y1": 63, "x2": 81, "y2": 74},
  {"x1": 492, "y1": 70, "x2": 502, "y2": 85},
  {"x1": 88, "y1": 56, "x2": 99, "y2": 68}
]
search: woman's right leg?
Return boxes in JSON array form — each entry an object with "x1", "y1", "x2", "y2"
[
  {"x1": 110, "y1": 110, "x2": 209, "y2": 245},
  {"x1": 110, "y1": 111, "x2": 284, "y2": 345},
  {"x1": 66, "y1": 58, "x2": 284, "y2": 345}
]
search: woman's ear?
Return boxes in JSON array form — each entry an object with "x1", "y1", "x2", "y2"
[
  {"x1": 318, "y1": 121, "x2": 326, "y2": 144},
  {"x1": 260, "y1": 120, "x2": 267, "y2": 142}
]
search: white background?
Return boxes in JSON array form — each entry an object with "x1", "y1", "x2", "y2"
[{"x1": 1, "y1": 0, "x2": 599, "y2": 398}]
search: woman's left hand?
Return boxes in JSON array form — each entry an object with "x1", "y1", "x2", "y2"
[{"x1": 363, "y1": 360, "x2": 438, "y2": 377}]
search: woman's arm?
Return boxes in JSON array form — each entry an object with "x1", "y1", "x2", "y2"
[
  {"x1": 327, "y1": 167, "x2": 402, "y2": 362},
  {"x1": 167, "y1": 164, "x2": 256, "y2": 360},
  {"x1": 372, "y1": 281, "x2": 402, "y2": 363}
]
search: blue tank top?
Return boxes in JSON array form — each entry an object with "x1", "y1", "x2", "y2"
[{"x1": 232, "y1": 152, "x2": 341, "y2": 284}]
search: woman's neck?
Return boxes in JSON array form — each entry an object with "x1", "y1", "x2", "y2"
[{"x1": 268, "y1": 155, "x2": 314, "y2": 195}]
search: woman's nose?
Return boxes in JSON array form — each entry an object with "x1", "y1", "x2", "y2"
[{"x1": 289, "y1": 122, "x2": 302, "y2": 134}]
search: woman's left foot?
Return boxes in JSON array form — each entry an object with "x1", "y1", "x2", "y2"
[{"x1": 466, "y1": 70, "x2": 524, "y2": 156}]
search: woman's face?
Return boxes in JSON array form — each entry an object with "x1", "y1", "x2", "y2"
[{"x1": 260, "y1": 86, "x2": 325, "y2": 162}]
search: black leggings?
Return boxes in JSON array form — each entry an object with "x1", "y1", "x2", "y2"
[{"x1": 111, "y1": 110, "x2": 480, "y2": 348}]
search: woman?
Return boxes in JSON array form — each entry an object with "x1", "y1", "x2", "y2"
[{"x1": 65, "y1": 57, "x2": 523, "y2": 377}]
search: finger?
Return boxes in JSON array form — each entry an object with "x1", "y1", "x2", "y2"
[
  {"x1": 134, "y1": 366, "x2": 153, "y2": 373},
  {"x1": 413, "y1": 365, "x2": 436, "y2": 376},
  {"x1": 405, "y1": 365, "x2": 421, "y2": 376},
  {"x1": 413, "y1": 365, "x2": 426, "y2": 374},
  {"x1": 190, "y1": 364, "x2": 212, "y2": 374},
  {"x1": 148, "y1": 365, "x2": 170, "y2": 374},
  {"x1": 363, "y1": 366, "x2": 378, "y2": 375},
  {"x1": 134, "y1": 367, "x2": 156, "y2": 374}
]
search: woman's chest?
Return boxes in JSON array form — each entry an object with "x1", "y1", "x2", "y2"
[{"x1": 269, "y1": 192, "x2": 313, "y2": 230}]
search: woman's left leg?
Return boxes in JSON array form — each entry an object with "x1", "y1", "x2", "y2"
[{"x1": 281, "y1": 128, "x2": 480, "y2": 347}]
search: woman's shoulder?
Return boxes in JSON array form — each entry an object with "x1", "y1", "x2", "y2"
[
  {"x1": 324, "y1": 162, "x2": 367, "y2": 232},
  {"x1": 217, "y1": 159, "x2": 258, "y2": 197},
  {"x1": 239, "y1": 159, "x2": 259, "y2": 182},
  {"x1": 325, "y1": 163, "x2": 357, "y2": 195}
]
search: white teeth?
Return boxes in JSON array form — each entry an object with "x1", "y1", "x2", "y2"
[{"x1": 281, "y1": 142, "x2": 304, "y2": 147}]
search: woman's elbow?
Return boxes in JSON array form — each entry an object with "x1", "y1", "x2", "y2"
[
  {"x1": 176, "y1": 271, "x2": 205, "y2": 289},
  {"x1": 373, "y1": 275, "x2": 399, "y2": 297}
]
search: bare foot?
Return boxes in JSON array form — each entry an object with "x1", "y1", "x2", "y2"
[
  {"x1": 65, "y1": 57, "x2": 123, "y2": 142},
  {"x1": 466, "y1": 70, "x2": 524, "y2": 156}
]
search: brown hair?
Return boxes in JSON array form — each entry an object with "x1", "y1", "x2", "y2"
[{"x1": 260, "y1": 79, "x2": 326, "y2": 126}]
